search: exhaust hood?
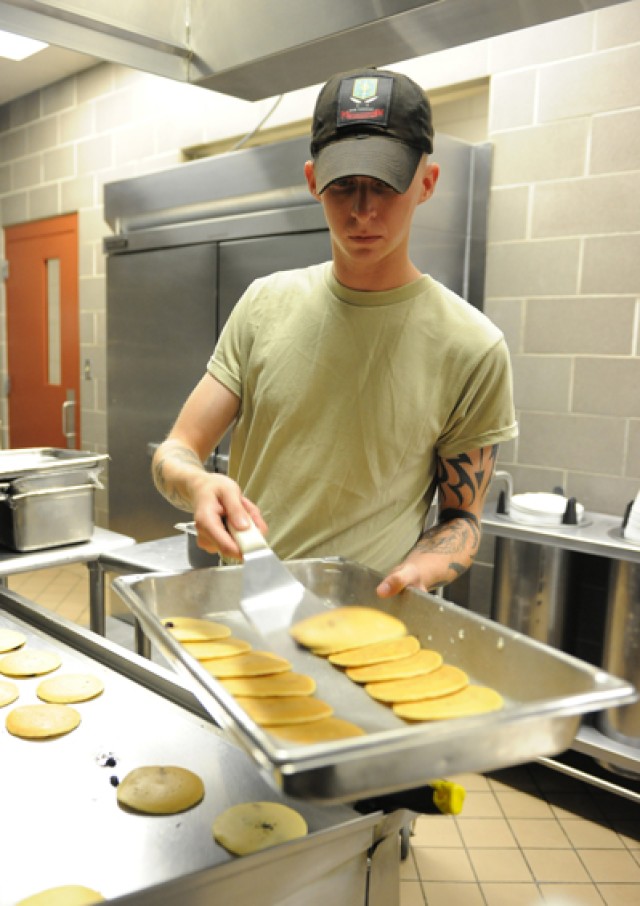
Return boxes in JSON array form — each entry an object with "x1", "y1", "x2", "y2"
[{"x1": 0, "y1": 0, "x2": 631, "y2": 100}]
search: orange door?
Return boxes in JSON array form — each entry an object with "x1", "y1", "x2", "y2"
[{"x1": 5, "y1": 213, "x2": 80, "y2": 449}]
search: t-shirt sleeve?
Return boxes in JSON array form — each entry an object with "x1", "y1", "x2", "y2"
[{"x1": 436, "y1": 336, "x2": 518, "y2": 458}]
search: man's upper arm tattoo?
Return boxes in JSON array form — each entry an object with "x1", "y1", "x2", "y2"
[{"x1": 437, "y1": 444, "x2": 498, "y2": 507}]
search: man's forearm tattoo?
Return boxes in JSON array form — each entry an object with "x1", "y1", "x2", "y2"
[
  {"x1": 152, "y1": 445, "x2": 203, "y2": 510},
  {"x1": 416, "y1": 512, "x2": 481, "y2": 583}
]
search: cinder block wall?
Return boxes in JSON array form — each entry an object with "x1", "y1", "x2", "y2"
[{"x1": 1, "y1": 2, "x2": 639, "y2": 549}]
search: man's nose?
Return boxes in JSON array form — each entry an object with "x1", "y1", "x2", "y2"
[{"x1": 352, "y1": 184, "x2": 376, "y2": 217}]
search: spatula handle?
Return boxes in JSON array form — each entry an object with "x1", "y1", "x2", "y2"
[{"x1": 229, "y1": 517, "x2": 268, "y2": 555}]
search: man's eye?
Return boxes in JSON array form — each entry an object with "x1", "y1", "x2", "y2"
[{"x1": 331, "y1": 178, "x2": 355, "y2": 190}]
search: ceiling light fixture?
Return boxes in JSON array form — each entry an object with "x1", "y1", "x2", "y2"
[{"x1": 0, "y1": 29, "x2": 48, "y2": 61}]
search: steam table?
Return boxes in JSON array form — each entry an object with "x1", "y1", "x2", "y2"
[{"x1": 0, "y1": 526, "x2": 135, "y2": 633}]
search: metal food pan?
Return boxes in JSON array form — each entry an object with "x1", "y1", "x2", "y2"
[
  {"x1": 113, "y1": 558, "x2": 637, "y2": 803},
  {"x1": 0, "y1": 447, "x2": 108, "y2": 480}
]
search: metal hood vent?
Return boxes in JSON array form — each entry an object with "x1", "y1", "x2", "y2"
[{"x1": 0, "y1": 0, "x2": 630, "y2": 100}]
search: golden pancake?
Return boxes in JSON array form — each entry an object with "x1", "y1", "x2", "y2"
[
  {"x1": 117, "y1": 765, "x2": 205, "y2": 815},
  {"x1": 393, "y1": 685, "x2": 504, "y2": 721},
  {"x1": 213, "y1": 801, "x2": 307, "y2": 855},
  {"x1": 183, "y1": 637, "x2": 252, "y2": 660},
  {"x1": 16, "y1": 885, "x2": 105, "y2": 905},
  {"x1": 269, "y1": 717, "x2": 366, "y2": 744},
  {"x1": 0, "y1": 647, "x2": 62, "y2": 677},
  {"x1": 328, "y1": 634, "x2": 420, "y2": 668},
  {"x1": 6, "y1": 703, "x2": 81, "y2": 739},
  {"x1": 235, "y1": 696, "x2": 333, "y2": 726},
  {"x1": 36, "y1": 673, "x2": 105, "y2": 704},
  {"x1": 221, "y1": 672, "x2": 316, "y2": 697},
  {"x1": 0, "y1": 627, "x2": 26, "y2": 653},
  {"x1": 201, "y1": 651, "x2": 291, "y2": 678},
  {"x1": 291, "y1": 606, "x2": 406, "y2": 655},
  {"x1": 346, "y1": 648, "x2": 443, "y2": 684},
  {"x1": 0, "y1": 678, "x2": 19, "y2": 707},
  {"x1": 365, "y1": 664, "x2": 469, "y2": 703},
  {"x1": 161, "y1": 616, "x2": 231, "y2": 642}
]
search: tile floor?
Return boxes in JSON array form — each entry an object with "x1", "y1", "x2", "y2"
[{"x1": 6, "y1": 564, "x2": 640, "y2": 906}]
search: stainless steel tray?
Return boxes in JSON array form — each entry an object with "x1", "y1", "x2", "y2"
[
  {"x1": 0, "y1": 447, "x2": 108, "y2": 479},
  {"x1": 113, "y1": 558, "x2": 637, "y2": 803}
]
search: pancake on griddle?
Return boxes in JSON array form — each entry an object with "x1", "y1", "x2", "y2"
[
  {"x1": 117, "y1": 765, "x2": 204, "y2": 814},
  {"x1": 36, "y1": 673, "x2": 104, "y2": 704},
  {"x1": 213, "y1": 801, "x2": 308, "y2": 855},
  {"x1": 16, "y1": 885, "x2": 105, "y2": 905},
  {"x1": 6, "y1": 703, "x2": 81, "y2": 739},
  {"x1": 0, "y1": 647, "x2": 61, "y2": 677},
  {"x1": 0, "y1": 678, "x2": 19, "y2": 707},
  {"x1": 0, "y1": 627, "x2": 26, "y2": 653}
]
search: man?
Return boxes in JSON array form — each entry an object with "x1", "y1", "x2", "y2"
[{"x1": 152, "y1": 67, "x2": 517, "y2": 598}]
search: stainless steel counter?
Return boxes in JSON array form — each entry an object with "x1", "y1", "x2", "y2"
[
  {"x1": 0, "y1": 526, "x2": 135, "y2": 635},
  {"x1": 482, "y1": 503, "x2": 640, "y2": 564},
  {"x1": 0, "y1": 590, "x2": 388, "y2": 906},
  {"x1": 480, "y1": 501, "x2": 640, "y2": 799}
]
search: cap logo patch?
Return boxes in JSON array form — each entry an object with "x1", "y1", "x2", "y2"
[
  {"x1": 337, "y1": 75, "x2": 393, "y2": 129},
  {"x1": 352, "y1": 78, "x2": 378, "y2": 103}
]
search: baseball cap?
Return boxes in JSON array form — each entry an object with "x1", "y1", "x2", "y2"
[{"x1": 310, "y1": 67, "x2": 434, "y2": 194}]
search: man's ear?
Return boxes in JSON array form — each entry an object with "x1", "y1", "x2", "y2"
[
  {"x1": 419, "y1": 162, "x2": 440, "y2": 203},
  {"x1": 304, "y1": 160, "x2": 321, "y2": 200}
]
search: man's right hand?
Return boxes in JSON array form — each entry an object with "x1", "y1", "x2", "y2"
[{"x1": 190, "y1": 472, "x2": 268, "y2": 561}]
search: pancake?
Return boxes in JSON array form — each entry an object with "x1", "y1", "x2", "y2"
[
  {"x1": 36, "y1": 673, "x2": 105, "y2": 704},
  {"x1": 234, "y1": 696, "x2": 333, "y2": 727},
  {"x1": 183, "y1": 637, "x2": 252, "y2": 660},
  {"x1": 16, "y1": 885, "x2": 105, "y2": 905},
  {"x1": 220, "y1": 672, "x2": 316, "y2": 697},
  {"x1": 200, "y1": 651, "x2": 291, "y2": 678},
  {"x1": 328, "y1": 635, "x2": 420, "y2": 668},
  {"x1": 161, "y1": 616, "x2": 231, "y2": 642},
  {"x1": 345, "y1": 648, "x2": 443, "y2": 684},
  {"x1": 365, "y1": 664, "x2": 469, "y2": 703},
  {"x1": 117, "y1": 765, "x2": 205, "y2": 815},
  {"x1": 269, "y1": 717, "x2": 366, "y2": 744},
  {"x1": 0, "y1": 648, "x2": 62, "y2": 677},
  {"x1": 0, "y1": 627, "x2": 26, "y2": 653},
  {"x1": 291, "y1": 606, "x2": 406, "y2": 655},
  {"x1": 0, "y1": 678, "x2": 20, "y2": 708},
  {"x1": 6, "y1": 703, "x2": 81, "y2": 739},
  {"x1": 393, "y1": 685, "x2": 504, "y2": 721},
  {"x1": 213, "y1": 801, "x2": 307, "y2": 855}
]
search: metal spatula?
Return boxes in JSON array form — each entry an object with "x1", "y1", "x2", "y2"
[{"x1": 230, "y1": 518, "x2": 330, "y2": 640}]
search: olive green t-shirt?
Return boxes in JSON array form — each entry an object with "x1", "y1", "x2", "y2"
[{"x1": 208, "y1": 263, "x2": 517, "y2": 574}]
